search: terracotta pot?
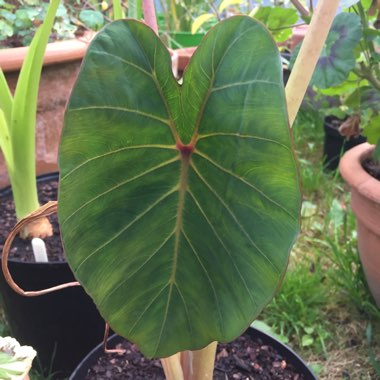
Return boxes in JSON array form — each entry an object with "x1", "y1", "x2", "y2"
[
  {"x1": 0, "y1": 33, "x2": 93, "y2": 188},
  {"x1": 339, "y1": 143, "x2": 380, "y2": 307}
]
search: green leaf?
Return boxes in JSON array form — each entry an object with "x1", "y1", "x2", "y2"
[
  {"x1": 79, "y1": 10, "x2": 105, "y2": 31},
  {"x1": 218, "y1": 0, "x2": 243, "y2": 13},
  {"x1": 192, "y1": 14, "x2": 216, "y2": 34},
  {"x1": 304, "y1": 326, "x2": 314, "y2": 335},
  {"x1": 318, "y1": 71, "x2": 367, "y2": 97},
  {"x1": 11, "y1": 0, "x2": 60, "y2": 219},
  {"x1": 301, "y1": 335, "x2": 314, "y2": 347},
  {"x1": 363, "y1": 115, "x2": 380, "y2": 144},
  {"x1": 0, "y1": 69, "x2": 13, "y2": 127},
  {"x1": 59, "y1": 17, "x2": 301, "y2": 358},
  {"x1": 252, "y1": 7, "x2": 298, "y2": 43},
  {"x1": 0, "y1": 110, "x2": 13, "y2": 169},
  {"x1": 291, "y1": 12, "x2": 362, "y2": 88}
]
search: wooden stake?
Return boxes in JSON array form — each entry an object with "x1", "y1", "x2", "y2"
[{"x1": 285, "y1": 0, "x2": 340, "y2": 127}]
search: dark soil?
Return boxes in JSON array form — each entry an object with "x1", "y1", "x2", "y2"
[
  {"x1": 0, "y1": 178, "x2": 65, "y2": 262},
  {"x1": 362, "y1": 157, "x2": 380, "y2": 181},
  {"x1": 83, "y1": 333, "x2": 307, "y2": 380}
]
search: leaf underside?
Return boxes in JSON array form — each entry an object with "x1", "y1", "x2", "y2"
[{"x1": 59, "y1": 16, "x2": 301, "y2": 358}]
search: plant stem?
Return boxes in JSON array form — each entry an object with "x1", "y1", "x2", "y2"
[
  {"x1": 9, "y1": 0, "x2": 59, "y2": 238},
  {"x1": 112, "y1": 0, "x2": 124, "y2": 19},
  {"x1": 142, "y1": 0, "x2": 158, "y2": 34},
  {"x1": 290, "y1": 0, "x2": 309, "y2": 18},
  {"x1": 180, "y1": 342, "x2": 217, "y2": 380},
  {"x1": 354, "y1": 65, "x2": 380, "y2": 90},
  {"x1": 285, "y1": 0, "x2": 340, "y2": 127},
  {"x1": 161, "y1": 354, "x2": 185, "y2": 380}
]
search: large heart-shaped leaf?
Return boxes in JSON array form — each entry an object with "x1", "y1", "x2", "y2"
[{"x1": 58, "y1": 16, "x2": 301, "y2": 358}]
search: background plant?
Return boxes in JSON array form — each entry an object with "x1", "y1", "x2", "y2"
[
  {"x1": 256, "y1": 111, "x2": 380, "y2": 378},
  {"x1": 191, "y1": 0, "x2": 306, "y2": 44},
  {"x1": 293, "y1": 0, "x2": 380, "y2": 161},
  {"x1": 0, "y1": 0, "x2": 127, "y2": 48},
  {"x1": 0, "y1": 0, "x2": 60, "y2": 238},
  {"x1": 0, "y1": 0, "x2": 124, "y2": 239}
]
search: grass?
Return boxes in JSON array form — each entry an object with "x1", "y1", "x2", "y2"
[{"x1": 260, "y1": 109, "x2": 380, "y2": 379}]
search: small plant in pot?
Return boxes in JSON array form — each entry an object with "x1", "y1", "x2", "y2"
[
  {"x1": 292, "y1": 0, "x2": 380, "y2": 170},
  {"x1": 2, "y1": 0, "x2": 341, "y2": 378}
]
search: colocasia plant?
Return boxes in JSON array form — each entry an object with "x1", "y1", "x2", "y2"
[{"x1": 2, "y1": 0, "x2": 341, "y2": 378}]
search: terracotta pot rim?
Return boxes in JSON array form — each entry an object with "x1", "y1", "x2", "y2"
[
  {"x1": 0, "y1": 31, "x2": 95, "y2": 73},
  {"x1": 339, "y1": 142, "x2": 380, "y2": 203}
]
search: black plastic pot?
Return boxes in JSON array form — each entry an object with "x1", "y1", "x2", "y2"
[
  {"x1": 0, "y1": 173, "x2": 106, "y2": 379},
  {"x1": 323, "y1": 116, "x2": 367, "y2": 171},
  {"x1": 70, "y1": 327, "x2": 317, "y2": 380}
]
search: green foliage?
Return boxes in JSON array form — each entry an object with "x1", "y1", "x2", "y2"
[
  {"x1": 252, "y1": 6, "x2": 298, "y2": 43},
  {"x1": 158, "y1": 0, "x2": 210, "y2": 32},
  {"x1": 296, "y1": 2, "x2": 380, "y2": 157},
  {"x1": 0, "y1": 0, "x2": 60, "y2": 221},
  {"x1": 78, "y1": 9, "x2": 104, "y2": 31},
  {"x1": 323, "y1": 199, "x2": 380, "y2": 320},
  {"x1": 59, "y1": 16, "x2": 301, "y2": 358},
  {"x1": 301, "y1": 12, "x2": 363, "y2": 88},
  {"x1": 191, "y1": 1, "x2": 299, "y2": 43},
  {"x1": 367, "y1": 323, "x2": 380, "y2": 377},
  {"x1": 0, "y1": 0, "x2": 127, "y2": 48},
  {"x1": 262, "y1": 260, "x2": 331, "y2": 354}
]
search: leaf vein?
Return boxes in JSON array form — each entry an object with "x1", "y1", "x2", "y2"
[
  {"x1": 187, "y1": 191, "x2": 257, "y2": 309},
  {"x1": 193, "y1": 150, "x2": 296, "y2": 221},
  {"x1": 211, "y1": 79, "x2": 281, "y2": 92},
  {"x1": 61, "y1": 144, "x2": 176, "y2": 181},
  {"x1": 74, "y1": 187, "x2": 178, "y2": 272},
  {"x1": 197, "y1": 133, "x2": 291, "y2": 151},
  {"x1": 69, "y1": 105, "x2": 171, "y2": 126},
  {"x1": 190, "y1": 162, "x2": 280, "y2": 274},
  {"x1": 92, "y1": 50, "x2": 154, "y2": 78},
  {"x1": 98, "y1": 230, "x2": 176, "y2": 308},
  {"x1": 128, "y1": 284, "x2": 170, "y2": 336},
  {"x1": 182, "y1": 229, "x2": 225, "y2": 335},
  {"x1": 61, "y1": 157, "x2": 179, "y2": 226}
]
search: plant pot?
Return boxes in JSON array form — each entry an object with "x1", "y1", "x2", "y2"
[
  {"x1": 323, "y1": 116, "x2": 367, "y2": 171},
  {"x1": 0, "y1": 33, "x2": 93, "y2": 188},
  {"x1": 70, "y1": 327, "x2": 317, "y2": 379},
  {"x1": 339, "y1": 143, "x2": 380, "y2": 307},
  {"x1": 0, "y1": 173, "x2": 106, "y2": 378}
]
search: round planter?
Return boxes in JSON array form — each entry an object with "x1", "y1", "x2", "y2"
[
  {"x1": 339, "y1": 143, "x2": 380, "y2": 307},
  {"x1": 70, "y1": 327, "x2": 317, "y2": 379},
  {"x1": 0, "y1": 33, "x2": 93, "y2": 188},
  {"x1": 0, "y1": 173, "x2": 105, "y2": 378},
  {"x1": 323, "y1": 116, "x2": 367, "y2": 171}
]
